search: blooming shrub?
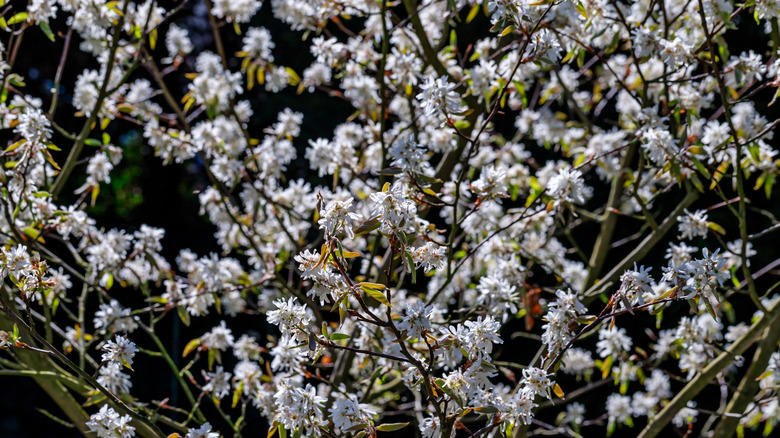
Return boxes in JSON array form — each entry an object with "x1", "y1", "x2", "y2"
[{"x1": 2, "y1": 0, "x2": 780, "y2": 437}]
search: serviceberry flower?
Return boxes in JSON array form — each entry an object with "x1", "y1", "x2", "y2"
[
  {"x1": 203, "y1": 366, "x2": 232, "y2": 399},
  {"x1": 318, "y1": 197, "x2": 362, "y2": 239},
  {"x1": 547, "y1": 167, "x2": 592, "y2": 205},
  {"x1": 201, "y1": 321, "x2": 235, "y2": 351},
  {"x1": 678, "y1": 209, "x2": 709, "y2": 240},
  {"x1": 398, "y1": 301, "x2": 436, "y2": 339},
  {"x1": 101, "y1": 335, "x2": 138, "y2": 368},
  {"x1": 86, "y1": 405, "x2": 135, "y2": 438},
  {"x1": 416, "y1": 75, "x2": 462, "y2": 117},
  {"x1": 186, "y1": 422, "x2": 220, "y2": 438},
  {"x1": 267, "y1": 297, "x2": 312, "y2": 341},
  {"x1": 409, "y1": 242, "x2": 447, "y2": 273},
  {"x1": 596, "y1": 326, "x2": 632, "y2": 358},
  {"x1": 521, "y1": 367, "x2": 554, "y2": 399}
]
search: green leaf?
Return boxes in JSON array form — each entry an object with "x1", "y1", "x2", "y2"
[
  {"x1": 39, "y1": 21, "x2": 55, "y2": 41},
  {"x1": 405, "y1": 251, "x2": 416, "y2": 284},
  {"x1": 601, "y1": 354, "x2": 613, "y2": 379},
  {"x1": 689, "y1": 156, "x2": 711, "y2": 179},
  {"x1": 358, "y1": 282, "x2": 386, "y2": 290},
  {"x1": 7, "y1": 12, "x2": 28, "y2": 25},
  {"x1": 361, "y1": 285, "x2": 390, "y2": 307},
  {"x1": 575, "y1": 1, "x2": 588, "y2": 18},
  {"x1": 376, "y1": 423, "x2": 410, "y2": 432},
  {"x1": 82, "y1": 393, "x2": 107, "y2": 407},
  {"x1": 177, "y1": 305, "x2": 191, "y2": 326},
  {"x1": 354, "y1": 216, "x2": 381, "y2": 236},
  {"x1": 329, "y1": 333, "x2": 351, "y2": 341},
  {"x1": 23, "y1": 227, "x2": 41, "y2": 241},
  {"x1": 207, "y1": 348, "x2": 218, "y2": 370},
  {"x1": 525, "y1": 188, "x2": 541, "y2": 207},
  {"x1": 466, "y1": 4, "x2": 480, "y2": 23},
  {"x1": 701, "y1": 295, "x2": 719, "y2": 321},
  {"x1": 5, "y1": 139, "x2": 26, "y2": 153},
  {"x1": 232, "y1": 382, "x2": 243, "y2": 408},
  {"x1": 707, "y1": 222, "x2": 727, "y2": 235},
  {"x1": 182, "y1": 338, "x2": 200, "y2": 357}
]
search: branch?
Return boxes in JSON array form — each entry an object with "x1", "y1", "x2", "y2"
[{"x1": 637, "y1": 299, "x2": 780, "y2": 438}]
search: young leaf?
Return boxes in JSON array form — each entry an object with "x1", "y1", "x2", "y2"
[
  {"x1": 376, "y1": 423, "x2": 410, "y2": 432},
  {"x1": 182, "y1": 338, "x2": 201, "y2": 357},
  {"x1": 361, "y1": 285, "x2": 391, "y2": 307}
]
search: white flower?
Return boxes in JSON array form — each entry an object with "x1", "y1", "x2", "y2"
[
  {"x1": 97, "y1": 362, "x2": 132, "y2": 394},
  {"x1": 203, "y1": 366, "x2": 232, "y2": 399},
  {"x1": 521, "y1": 367, "x2": 554, "y2": 399},
  {"x1": 317, "y1": 197, "x2": 362, "y2": 239},
  {"x1": 508, "y1": 386, "x2": 537, "y2": 426},
  {"x1": 86, "y1": 405, "x2": 135, "y2": 438},
  {"x1": 416, "y1": 75, "x2": 462, "y2": 117},
  {"x1": 642, "y1": 128, "x2": 677, "y2": 166},
  {"x1": 542, "y1": 289, "x2": 587, "y2": 356},
  {"x1": 528, "y1": 29, "x2": 562, "y2": 63},
  {"x1": 631, "y1": 27, "x2": 656, "y2": 58},
  {"x1": 186, "y1": 422, "x2": 220, "y2": 438},
  {"x1": 242, "y1": 27, "x2": 275, "y2": 60},
  {"x1": 672, "y1": 402, "x2": 698, "y2": 427},
  {"x1": 2, "y1": 244, "x2": 30, "y2": 278},
  {"x1": 606, "y1": 393, "x2": 633, "y2": 425},
  {"x1": 472, "y1": 165, "x2": 509, "y2": 201},
  {"x1": 101, "y1": 335, "x2": 138, "y2": 368},
  {"x1": 658, "y1": 37, "x2": 692, "y2": 67},
  {"x1": 645, "y1": 369, "x2": 672, "y2": 400},
  {"x1": 93, "y1": 300, "x2": 138, "y2": 334},
  {"x1": 726, "y1": 239, "x2": 756, "y2": 268},
  {"x1": 666, "y1": 242, "x2": 698, "y2": 267},
  {"x1": 389, "y1": 134, "x2": 428, "y2": 174},
  {"x1": 272, "y1": 382, "x2": 327, "y2": 434},
  {"x1": 617, "y1": 264, "x2": 654, "y2": 308},
  {"x1": 329, "y1": 392, "x2": 377, "y2": 433},
  {"x1": 596, "y1": 326, "x2": 632, "y2": 358},
  {"x1": 547, "y1": 167, "x2": 592, "y2": 205},
  {"x1": 165, "y1": 24, "x2": 193, "y2": 60},
  {"x1": 211, "y1": 0, "x2": 261, "y2": 23},
  {"x1": 562, "y1": 348, "x2": 595, "y2": 375},
  {"x1": 201, "y1": 321, "x2": 234, "y2": 351},
  {"x1": 267, "y1": 297, "x2": 312, "y2": 341},
  {"x1": 398, "y1": 301, "x2": 435, "y2": 339},
  {"x1": 562, "y1": 403, "x2": 586, "y2": 426},
  {"x1": 678, "y1": 209, "x2": 709, "y2": 240},
  {"x1": 463, "y1": 316, "x2": 503, "y2": 357},
  {"x1": 14, "y1": 107, "x2": 52, "y2": 144},
  {"x1": 409, "y1": 242, "x2": 447, "y2": 274}
]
